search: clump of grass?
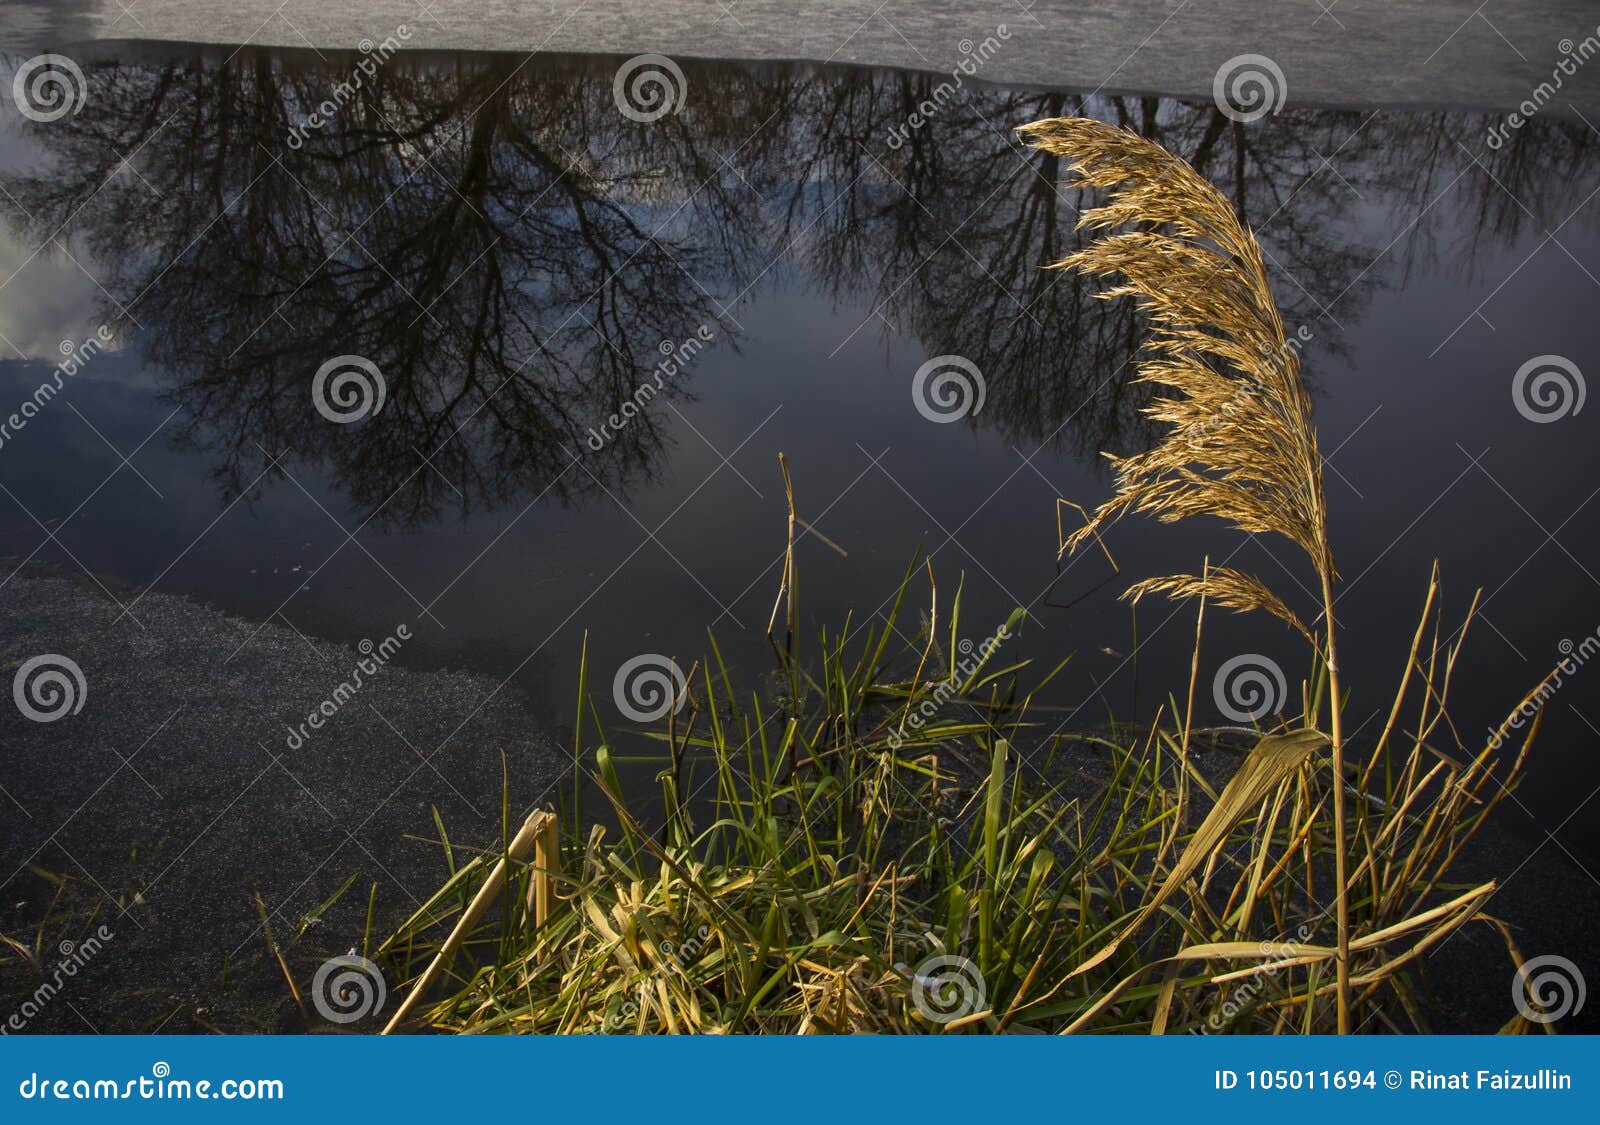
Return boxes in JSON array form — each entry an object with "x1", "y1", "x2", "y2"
[
  {"x1": 375, "y1": 120, "x2": 1552, "y2": 1035},
  {"x1": 375, "y1": 545, "x2": 1536, "y2": 1033}
]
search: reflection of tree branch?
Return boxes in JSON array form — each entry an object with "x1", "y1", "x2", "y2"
[
  {"x1": 5, "y1": 55, "x2": 746, "y2": 527},
  {"x1": 2, "y1": 50, "x2": 1593, "y2": 523}
]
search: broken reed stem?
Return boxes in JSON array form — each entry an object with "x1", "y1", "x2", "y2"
[
  {"x1": 381, "y1": 808, "x2": 556, "y2": 1034},
  {"x1": 255, "y1": 891, "x2": 306, "y2": 1024},
  {"x1": 533, "y1": 811, "x2": 560, "y2": 933}
]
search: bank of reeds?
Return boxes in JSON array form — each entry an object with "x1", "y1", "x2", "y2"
[{"x1": 376, "y1": 119, "x2": 1553, "y2": 1034}]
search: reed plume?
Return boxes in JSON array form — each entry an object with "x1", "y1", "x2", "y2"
[{"x1": 1018, "y1": 116, "x2": 1354, "y2": 1031}]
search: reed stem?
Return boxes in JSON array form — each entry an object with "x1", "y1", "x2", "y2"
[{"x1": 1320, "y1": 564, "x2": 1351, "y2": 1034}]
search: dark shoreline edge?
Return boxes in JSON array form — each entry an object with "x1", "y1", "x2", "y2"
[{"x1": 1, "y1": 567, "x2": 566, "y2": 1033}]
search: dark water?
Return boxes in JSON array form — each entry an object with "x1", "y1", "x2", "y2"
[{"x1": 2, "y1": 46, "x2": 1598, "y2": 865}]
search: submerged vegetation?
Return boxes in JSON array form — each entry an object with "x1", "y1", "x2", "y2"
[{"x1": 377, "y1": 120, "x2": 1552, "y2": 1034}]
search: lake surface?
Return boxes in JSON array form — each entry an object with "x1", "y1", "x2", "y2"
[{"x1": 2, "y1": 42, "x2": 1598, "y2": 875}]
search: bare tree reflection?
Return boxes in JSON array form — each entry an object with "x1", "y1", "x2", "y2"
[{"x1": 3, "y1": 47, "x2": 1592, "y2": 523}]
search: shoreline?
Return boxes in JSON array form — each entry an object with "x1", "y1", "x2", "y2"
[
  {"x1": 2, "y1": 567, "x2": 1595, "y2": 1031},
  {"x1": 1, "y1": 568, "x2": 565, "y2": 1033},
  {"x1": 48, "y1": 38, "x2": 1600, "y2": 122},
  {"x1": 7, "y1": 1, "x2": 1599, "y2": 116}
]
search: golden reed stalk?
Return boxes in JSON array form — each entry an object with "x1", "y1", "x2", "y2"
[{"x1": 1019, "y1": 117, "x2": 1351, "y2": 1031}]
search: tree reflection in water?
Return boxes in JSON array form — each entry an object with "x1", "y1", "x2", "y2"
[{"x1": 3, "y1": 47, "x2": 1594, "y2": 526}]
